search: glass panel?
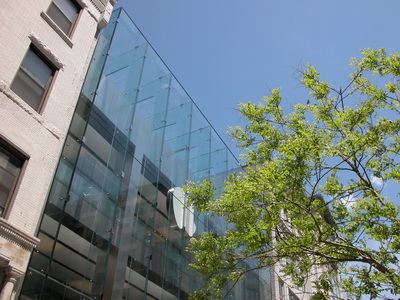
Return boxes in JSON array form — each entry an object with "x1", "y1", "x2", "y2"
[
  {"x1": 21, "y1": 8, "x2": 273, "y2": 300},
  {"x1": 50, "y1": 242, "x2": 94, "y2": 285},
  {"x1": 160, "y1": 82, "x2": 192, "y2": 187},
  {"x1": 20, "y1": 269, "x2": 46, "y2": 300},
  {"x1": 81, "y1": 10, "x2": 120, "y2": 101},
  {"x1": 46, "y1": 134, "x2": 79, "y2": 209},
  {"x1": 28, "y1": 251, "x2": 50, "y2": 281},
  {"x1": 41, "y1": 276, "x2": 88, "y2": 300},
  {"x1": 107, "y1": 10, "x2": 148, "y2": 59}
]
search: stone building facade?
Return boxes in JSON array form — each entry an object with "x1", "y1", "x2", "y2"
[{"x1": 0, "y1": 0, "x2": 116, "y2": 298}]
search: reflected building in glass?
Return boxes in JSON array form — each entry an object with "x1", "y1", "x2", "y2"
[{"x1": 20, "y1": 8, "x2": 272, "y2": 299}]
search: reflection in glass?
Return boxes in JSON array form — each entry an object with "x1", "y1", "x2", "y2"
[{"x1": 20, "y1": 8, "x2": 272, "y2": 300}]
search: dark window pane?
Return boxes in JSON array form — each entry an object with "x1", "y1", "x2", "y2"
[
  {"x1": 53, "y1": 0, "x2": 78, "y2": 22},
  {"x1": 0, "y1": 144, "x2": 23, "y2": 216},
  {"x1": 11, "y1": 48, "x2": 55, "y2": 111},
  {"x1": 11, "y1": 68, "x2": 44, "y2": 110},
  {"x1": 47, "y1": 0, "x2": 79, "y2": 35},
  {"x1": 47, "y1": 3, "x2": 72, "y2": 34},
  {"x1": 22, "y1": 50, "x2": 53, "y2": 88},
  {"x1": 20, "y1": 269, "x2": 46, "y2": 299}
]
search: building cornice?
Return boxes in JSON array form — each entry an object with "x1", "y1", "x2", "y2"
[
  {"x1": 0, "y1": 218, "x2": 40, "y2": 251},
  {"x1": 89, "y1": 0, "x2": 106, "y2": 13}
]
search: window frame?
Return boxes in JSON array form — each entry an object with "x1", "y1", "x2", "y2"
[
  {"x1": 278, "y1": 278, "x2": 285, "y2": 300},
  {"x1": 10, "y1": 45, "x2": 58, "y2": 113},
  {"x1": 46, "y1": 0, "x2": 82, "y2": 38},
  {"x1": 0, "y1": 137, "x2": 29, "y2": 219},
  {"x1": 288, "y1": 289, "x2": 300, "y2": 300}
]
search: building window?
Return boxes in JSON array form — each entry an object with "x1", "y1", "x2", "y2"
[
  {"x1": 0, "y1": 141, "x2": 26, "y2": 217},
  {"x1": 278, "y1": 279, "x2": 285, "y2": 300},
  {"x1": 10, "y1": 46, "x2": 56, "y2": 112},
  {"x1": 289, "y1": 289, "x2": 300, "y2": 300},
  {"x1": 47, "y1": 0, "x2": 80, "y2": 36}
]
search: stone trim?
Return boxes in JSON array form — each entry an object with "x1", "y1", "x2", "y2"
[
  {"x1": 89, "y1": 0, "x2": 105, "y2": 13},
  {"x1": 0, "y1": 218, "x2": 39, "y2": 251},
  {"x1": 29, "y1": 34, "x2": 65, "y2": 70},
  {"x1": 0, "y1": 80, "x2": 62, "y2": 139},
  {"x1": 0, "y1": 253, "x2": 11, "y2": 266},
  {"x1": 40, "y1": 12, "x2": 74, "y2": 48},
  {"x1": 5, "y1": 266, "x2": 25, "y2": 278}
]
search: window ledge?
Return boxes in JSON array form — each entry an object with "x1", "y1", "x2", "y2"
[
  {"x1": 0, "y1": 79, "x2": 62, "y2": 139},
  {"x1": 41, "y1": 12, "x2": 74, "y2": 48},
  {"x1": 0, "y1": 218, "x2": 40, "y2": 251}
]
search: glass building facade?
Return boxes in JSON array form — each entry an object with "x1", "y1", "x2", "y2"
[{"x1": 19, "y1": 8, "x2": 272, "y2": 300}]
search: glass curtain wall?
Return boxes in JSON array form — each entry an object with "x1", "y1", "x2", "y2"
[{"x1": 20, "y1": 8, "x2": 272, "y2": 300}]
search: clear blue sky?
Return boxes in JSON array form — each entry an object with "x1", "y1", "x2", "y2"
[{"x1": 114, "y1": 1, "x2": 400, "y2": 151}]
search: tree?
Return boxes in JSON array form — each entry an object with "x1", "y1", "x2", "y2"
[{"x1": 184, "y1": 48, "x2": 400, "y2": 299}]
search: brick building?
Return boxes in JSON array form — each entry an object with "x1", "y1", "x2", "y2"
[{"x1": 0, "y1": 0, "x2": 116, "y2": 298}]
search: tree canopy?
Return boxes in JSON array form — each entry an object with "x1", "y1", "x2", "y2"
[{"x1": 184, "y1": 48, "x2": 400, "y2": 299}]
